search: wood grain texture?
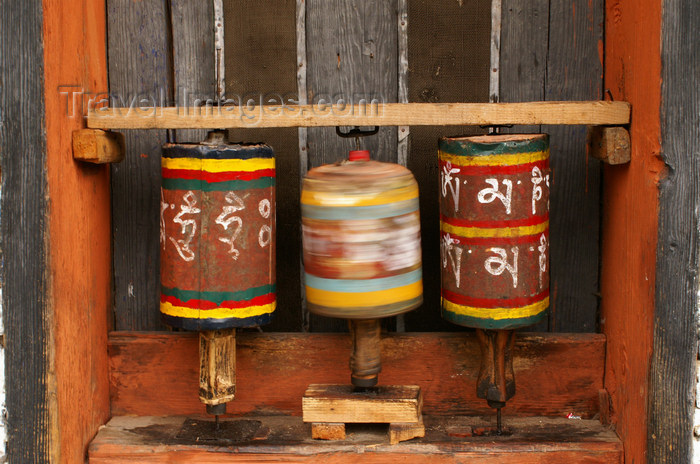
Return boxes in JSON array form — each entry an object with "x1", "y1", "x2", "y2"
[
  {"x1": 44, "y1": 1, "x2": 114, "y2": 462},
  {"x1": 544, "y1": 0, "x2": 604, "y2": 333},
  {"x1": 72, "y1": 129, "x2": 125, "y2": 164},
  {"x1": 600, "y1": 0, "x2": 665, "y2": 462},
  {"x1": 302, "y1": 384, "x2": 422, "y2": 424},
  {"x1": 586, "y1": 126, "x2": 630, "y2": 165},
  {"x1": 88, "y1": 101, "x2": 631, "y2": 129},
  {"x1": 224, "y1": 0, "x2": 301, "y2": 331},
  {"x1": 108, "y1": 332, "x2": 605, "y2": 418},
  {"x1": 405, "y1": 0, "x2": 491, "y2": 331},
  {"x1": 89, "y1": 415, "x2": 622, "y2": 463},
  {"x1": 108, "y1": 0, "x2": 173, "y2": 330},
  {"x1": 170, "y1": 0, "x2": 216, "y2": 143},
  {"x1": 648, "y1": 0, "x2": 700, "y2": 461},
  {"x1": 199, "y1": 329, "x2": 236, "y2": 405},
  {"x1": 0, "y1": 0, "x2": 51, "y2": 461},
  {"x1": 305, "y1": 0, "x2": 398, "y2": 331}
]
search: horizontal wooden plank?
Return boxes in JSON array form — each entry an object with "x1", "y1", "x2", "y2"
[
  {"x1": 108, "y1": 332, "x2": 605, "y2": 418},
  {"x1": 87, "y1": 101, "x2": 630, "y2": 129},
  {"x1": 89, "y1": 415, "x2": 622, "y2": 463}
]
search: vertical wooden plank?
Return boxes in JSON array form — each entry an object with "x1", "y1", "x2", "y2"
[
  {"x1": 108, "y1": 0, "x2": 173, "y2": 330},
  {"x1": 44, "y1": 0, "x2": 113, "y2": 461},
  {"x1": 405, "y1": 0, "x2": 491, "y2": 332},
  {"x1": 224, "y1": 0, "x2": 301, "y2": 331},
  {"x1": 305, "y1": 0, "x2": 398, "y2": 332},
  {"x1": 0, "y1": 1, "x2": 51, "y2": 461},
  {"x1": 649, "y1": 0, "x2": 700, "y2": 461},
  {"x1": 499, "y1": 0, "x2": 549, "y2": 332},
  {"x1": 600, "y1": 0, "x2": 663, "y2": 461},
  {"x1": 306, "y1": 0, "x2": 398, "y2": 168},
  {"x1": 544, "y1": 0, "x2": 603, "y2": 333},
  {"x1": 296, "y1": 0, "x2": 310, "y2": 332},
  {"x1": 171, "y1": 0, "x2": 216, "y2": 143}
]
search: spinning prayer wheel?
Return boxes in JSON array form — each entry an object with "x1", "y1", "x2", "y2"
[
  {"x1": 439, "y1": 133, "x2": 550, "y2": 430},
  {"x1": 160, "y1": 130, "x2": 276, "y2": 418},
  {"x1": 301, "y1": 149, "x2": 422, "y2": 387}
]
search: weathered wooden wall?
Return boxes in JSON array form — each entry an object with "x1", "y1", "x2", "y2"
[{"x1": 109, "y1": 0, "x2": 604, "y2": 334}]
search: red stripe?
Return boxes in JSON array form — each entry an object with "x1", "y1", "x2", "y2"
[
  {"x1": 161, "y1": 292, "x2": 276, "y2": 310},
  {"x1": 439, "y1": 159, "x2": 548, "y2": 175},
  {"x1": 440, "y1": 213, "x2": 549, "y2": 228},
  {"x1": 442, "y1": 288, "x2": 550, "y2": 309},
  {"x1": 442, "y1": 231, "x2": 547, "y2": 246},
  {"x1": 162, "y1": 168, "x2": 276, "y2": 182}
]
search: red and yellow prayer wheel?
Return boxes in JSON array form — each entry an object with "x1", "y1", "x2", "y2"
[
  {"x1": 301, "y1": 150, "x2": 423, "y2": 320},
  {"x1": 439, "y1": 134, "x2": 550, "y2": 330},
  {"x1": 160, "y1": 130, "x2": 276, "y2": 331}
]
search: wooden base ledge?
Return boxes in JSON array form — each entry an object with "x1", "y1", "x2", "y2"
[
  {"x1": 87, "y1": 101, "x2": 631, "y2": 129},
  {"x1": 89, "y1": 415, "x2": 622, "y2": 463},
  {"x1": 108, "y1": 332, "x2": 606, "y2": 418}
]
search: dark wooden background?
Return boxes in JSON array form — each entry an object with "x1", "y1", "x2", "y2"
[{"x1": 107, "y1": 0, "x2": 604, "y2": 333}]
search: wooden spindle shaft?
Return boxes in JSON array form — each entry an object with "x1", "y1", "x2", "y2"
[
  {"x1": 476, "y1": 329, "x2": 516, "y2": 408},
  {"x1": 199, "y1": 328, "x2": 236, "y2": 414},
  {"x1": 349, "y1": 319, "x2": 382, "y2": 388}
]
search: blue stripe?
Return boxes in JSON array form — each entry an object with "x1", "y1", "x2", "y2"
[
  {"x1": 305, "y1": 269, "x2": 422, "y2": 293},
  {"x1": 301, "y1": 198, "x2": 419, "y2": 220}
]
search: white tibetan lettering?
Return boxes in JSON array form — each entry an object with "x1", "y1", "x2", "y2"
[
  {"x1": 478, "y1": 178, "x2": 513, "y2": 214},
  {"x1": 484, "y1": 246, "x2": 519, "y2": 288},
  {"x1": 537, "y1": 234, "x2": 548, "y2": 290},
  {"x1": 169, "y1": 191, "x2": 201, "y2": 262},
  {"x1": 441, "y1": 234, "x2": 463, "y2": 288},
  {"x1": 531, "y1": 167, "x2": 550, "y2": 215},
  {"x1": 216, "y1": 192, "x2": 245, "y2": 259},
  {"x1": 441, "y1": 162, "x2": 462, "y2": 211}
]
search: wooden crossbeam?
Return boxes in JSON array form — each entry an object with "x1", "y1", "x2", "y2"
[{"x1": 87, "y1": 101, "x2": 630, "y2": 129}]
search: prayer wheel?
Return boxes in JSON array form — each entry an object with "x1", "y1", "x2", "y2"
[
  {"x1": 301, "y1": 149, "x2": 422, "y2": 387},
  {"x1": 160, "y1": 130, "x2": 276, "y2": 330},
  {"x1": 439, "y1": 133, "x2": 550, "y2": 430},
  {"x1": 160, "y1": 130, "x2": 275, "y2": 418}
]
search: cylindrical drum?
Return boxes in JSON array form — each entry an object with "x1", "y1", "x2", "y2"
[
  {"x1": 160, "y1": 131, "x2": 276, "y2": 330},
  {"x1": 301, "y1": 150, "x2": 423, "y2": 319},
  {"x1": 439, "y1": 134, "x2": 550, "y2": 329}
]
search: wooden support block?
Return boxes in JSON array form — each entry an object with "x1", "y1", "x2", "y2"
[
  {"x1": 198, "y1": 329, "x2": 236, "y2": 406},
  {"x1": 303, "y1": 384, "x2": 422, "y2": 424},
  {"x1": 311, "y1": 422, "x2": 345, "y2": 440},
  {"x1": 587, "y1": 126, "x2": 631, "y2": 164},
  {"x1": 389, "y1": 416, "x2": 425, "y2": 445},
  {"x1": 72, "y1": 129, "x2": 125, "y2": 164}
]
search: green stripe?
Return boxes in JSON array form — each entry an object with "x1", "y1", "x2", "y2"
[
  {"x1": 305, "y1": 269, "x2": 422, "y2": 293},
  {"x1": 439, "y1": 134, "x2": 549, "y2": 157},
  {"x1": 162, "y1": 284, "x2": 276, "y2": 305},
  {"x1": 441, "y1": 307, "x2": 548, "y2": 330},
  {"x1": 302, "y1": 198, "x2": 419, "y2": 220},
  {"x1": 162, "y1": 177, "x2": 275, "y2": 191}
]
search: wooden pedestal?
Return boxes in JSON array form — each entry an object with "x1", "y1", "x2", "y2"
[
  {"x1": 303, "y1": 384, "x2": 425, "y2": 444},
  {"x1": 89, "y1": 415, "x2": 622, "y2": 463}
]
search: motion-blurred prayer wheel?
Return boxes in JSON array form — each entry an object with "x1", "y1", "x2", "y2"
[
  {"x1": 300, "y1": 149, "x2": 425, "y2": 442},
  {"x1": 302, "y1": 149, "x2": 422, "y2": 386},
  {"x1": 160, "y1": 130, "x2": 276, "y2": 419},
  {"x1": 439, "y1": 134, "x2": 550, "y2": 431}
]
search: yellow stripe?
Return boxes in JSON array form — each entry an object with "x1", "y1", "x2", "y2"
[
  {"x1": 301, "y1": 185, "x2": 418, "y2": 207},
  {"x1": 306, "y1": 281, "x2": 423, "y2": 308},
  {"x1": 439, "y1": 150, "x2": 548, "y2": 167},
  {"x1": 440, "y1": 220, "x2": 548, "y2": 238},
  {"x1": 162, "y1": 157, "x2": 275, "y2": 173},
  {"x1": 442, "y1": 296, "x2": 549, "y2": 320},
  {"x1": 160, "y1": 301, "x2": 276, "y2": 319}
]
